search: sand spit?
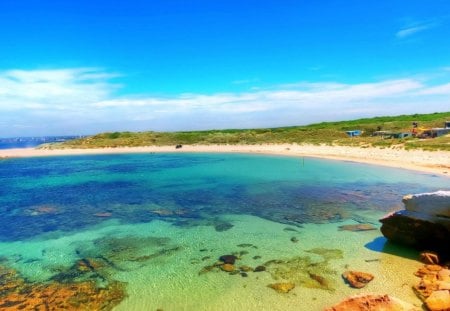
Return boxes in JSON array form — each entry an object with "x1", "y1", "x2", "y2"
[{"x1": 0, "y1": 144, "x2": 449, "y2": 176}]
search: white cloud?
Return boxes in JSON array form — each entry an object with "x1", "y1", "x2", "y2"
[
  {"x1": 0, "y1": 67, "x2": 449, "y2": 136},
  {"x1": 396, "y1": 21, "x2": 435, "y2": 38}
]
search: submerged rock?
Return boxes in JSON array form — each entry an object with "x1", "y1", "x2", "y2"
[
  {"x1": 267, "y1": 282, "x2": 295, "y2": 293},
  {"x1": 214, "y1": 222, "x2": 234, "y2": 232},
  {"x1": 0, "y1": 265, "x2": 126, "y2": 311},
  {"x1": 220, "y1": 264, "x2": 235, "y2": 272},
  {"x1": 290, "y1": 237, "x2": 299, "y2": 243},
  {"x1": 219, "y1": 255, "x2": 237, "y2": 264},
  {"x1": 324, "y1": 294, "x2": 417, "y2": 311},
  {"x1": 342, "y1": 270, "x2": 374, "y2": 288},
  {"x1": 254, "y1": 265, "x2": 266, "y2": 272},
  {"x1": 338, "y1": 223, "x2": 377, "y2": 231}
]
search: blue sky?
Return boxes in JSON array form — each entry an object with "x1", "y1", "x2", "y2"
[{"x1": 0, "y1": 1, "x2": 449, "y2": 137}]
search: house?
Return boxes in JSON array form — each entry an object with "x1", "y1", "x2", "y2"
[{"x1": 345, "y1": 130, "x2": 362, "y2": 137}]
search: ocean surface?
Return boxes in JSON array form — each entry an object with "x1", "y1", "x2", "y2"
[
  {"x1": 0, "y1": 136, "x2": 82, "y2": 149},
  {"x1": 0, "y1": 153, "x2": 448, "y2": 310}
]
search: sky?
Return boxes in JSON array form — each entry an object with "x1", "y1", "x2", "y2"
[{"x1": 0, "y1": 1, "x2": 449, "y2": 137}]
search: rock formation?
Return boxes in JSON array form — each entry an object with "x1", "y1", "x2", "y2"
[
  {"x1": 342, "y1": 270, "x2": 374, "y2": 288},
  {"x1": 324, "y1": 294, "x2": 418, "y2": 311},
  {"x1": 379, "y1": 191, "x2": 450, "y2": 261}
]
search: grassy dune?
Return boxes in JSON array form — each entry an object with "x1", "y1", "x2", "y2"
[{"x1": 50, "y1": 112, "x2": 450, "y2": 151}]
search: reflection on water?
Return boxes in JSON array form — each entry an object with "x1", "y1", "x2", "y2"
[{"x1": 0, "y1": 153, "x2": 448, "y2": 310}]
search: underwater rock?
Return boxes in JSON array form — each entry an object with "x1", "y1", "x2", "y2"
[
  {"x1": 338, "y1": 223, "x2": 377, "y2": 231},
  {"x1": 237, "y1": 243, "x2": 254, "y2": 248},
  {"x1": 253, "y1": 255, "x2": 262, "y2": 260},
  {"x1": 0, "y1": 265, "x2": 126, "y2": 311},
  {"x1": 76, "y1": 258, "x2": 105, "y2": 272},
  {"x1": 380, "y1": 192, "x2": 450, "y2": 261},
  {"x1": 290, "y1": 237, "x2": 299, "y2": 243},
  {"x1": 264, "y1": 255, "x2": 338, "y2": 291},
  {"x1": 267, "y1": 282, "x2": 295, "y2": 293},
  {"x1": 26, "y1": 205, "x2": 60, "y2": 216},
  {"x1": 239, "y1": 265, "x2": 253, "y2": 272},
  {"x1": 283, "y1": 227, "x2": 300, "y2": 232},
  {"x1": 342, "y1": 270, "x2": 374, "y2": 288},
  {"x1": 254, "y1": 265, "x2": 266, "y2": 272},
  {"x1": 198, "y1": 265, "x2": 215, "y2": 275},
  {"x1": 94, "y1": 212, "x2": 112, "y2": 217},
  {"x1": 214, "y1": 222, "x2": 234, "y2": 232},
  {"x1": 309, "y1": 272, "x2": 330, "y2": 289},
  {"x1": 240, "y1": 272, "x2": 248, "y2": 277},
  {"x1": 306, "y1": 248, "x2": 343, "y2": 260},
  {"x1": 219, "y1": 255, "x2": 237, "y2": 264},
  {"x1": 220, "y1": 264, "x2": 235, "y2": 272},
  {"x1": 324, "y1": 294, "x2": 417, "y2": 311}
]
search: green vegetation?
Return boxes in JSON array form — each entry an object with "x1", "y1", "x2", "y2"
[{"x1": 48, "y1": 112, "x2": 450, "y2": 151}]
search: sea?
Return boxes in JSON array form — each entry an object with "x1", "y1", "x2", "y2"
[
  {"x1": 0, "y1": 152, "x2": 448, "y2": 310},
  {"x1": 0, "y1": 136, "x2": 82, "y2": 149}
]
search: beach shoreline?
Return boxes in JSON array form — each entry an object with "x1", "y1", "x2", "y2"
[{"x1": 1, "y1": 144, "x2": 449, "y2": 176}]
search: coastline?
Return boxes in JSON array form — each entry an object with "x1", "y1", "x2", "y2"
[{"x1": 1, "y1": 144, "x2": 449, "y2": 176}]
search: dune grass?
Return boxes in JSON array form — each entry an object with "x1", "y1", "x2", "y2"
[{"x1": 49, "y1": 112, "x2": 450, "y2": 151}]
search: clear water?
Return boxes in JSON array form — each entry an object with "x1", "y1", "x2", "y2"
[{"x1": 0, "y1": 153, "x2": 448, "y2": 310}]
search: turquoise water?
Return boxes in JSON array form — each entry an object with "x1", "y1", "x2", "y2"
[{"x1": 0, "y1": 153, "x2": 448, "y2": 310}]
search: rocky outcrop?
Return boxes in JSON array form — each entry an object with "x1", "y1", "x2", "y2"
[
  {"x1": 413, "y1": 264, "x2": 450, "y2": 311},
  {"x1": 380, "y1": 191, "x2": 450, "y2": 261},
  {"x1": 324, "y1": 294, "x2": 418, "y2": 311}
]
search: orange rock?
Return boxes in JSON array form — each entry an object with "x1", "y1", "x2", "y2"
[
  {"x1": 425, "y1": 290, "x2": 450, "y2": 311},
  {"x1": 342, "y1": 270, "x2": 374, "y2": 288},
  {"x1": 220, "y1": 264, "x2": 235, "y2": 272},
  {"x1": 0, "y1": 265, "x2": 125, "y2": 310},
  {"x1": 324, "y1": 294, "x2": 417, "y2": 311}
]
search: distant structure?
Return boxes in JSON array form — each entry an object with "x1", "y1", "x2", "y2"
[
  {"x1": 345, "y1": 130, "x2": 362, "y2": 137},
  {"x1": 413, "y1": 121, "x2": 450, "y2": 138}
]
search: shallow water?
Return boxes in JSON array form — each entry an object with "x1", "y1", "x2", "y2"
[{"x1": 0, "y1": 153, "x2": 448, "y2": 310}]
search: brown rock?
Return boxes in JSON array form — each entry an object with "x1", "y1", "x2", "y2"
[
  {"x1": 220, "y1": 264, "x2": 235, "y2": 272},
  {"x1": 420, "y1": 251, "x2": 440, "y2": 265},
  {"x1": 254, "y1": 265, "x2": 266, "y2": 272},
  {"x1": 342, "y1": 270, "x2": 374, "y2": 288},
  {"x1": 324, "y1": 294, "x2": 418, "y2": 311},
  {"x1": 425, "y1": 290, "x2": 450, "y2": 311},
  {"x1": 379, "y1": 193, "x2": 450, "y2": 262},
  {"x1": 267, "y1": 282, "x2": 295, "y2": 293}
]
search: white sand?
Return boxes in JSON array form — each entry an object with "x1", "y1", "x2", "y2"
[{"x1": 1, "y1": 144, "x2": 449, "y2": 176}]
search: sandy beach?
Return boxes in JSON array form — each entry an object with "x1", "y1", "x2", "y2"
[{"x1": 1, "y1": 144, "x2": 449, "y2": 176}]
